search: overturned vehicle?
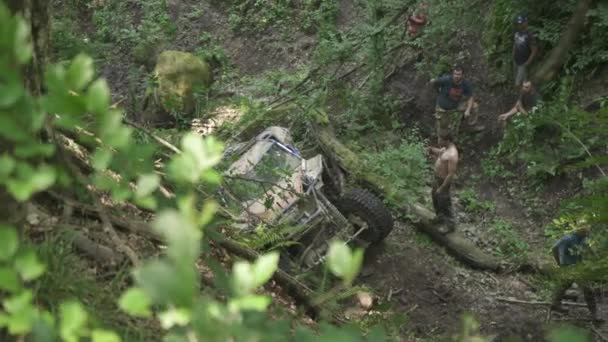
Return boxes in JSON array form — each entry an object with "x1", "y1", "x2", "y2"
[{"x1": 218, "y1": 127, "x2": 394, "y2": 271}]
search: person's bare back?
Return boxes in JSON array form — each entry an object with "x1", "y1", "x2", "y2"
[{"x1": 434, "y1": 144, "x2": 458, "y2": 181}]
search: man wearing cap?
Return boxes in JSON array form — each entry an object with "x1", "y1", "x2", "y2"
[{"x1": 512, "y1": 14, "x2": 537, "y2": 87}]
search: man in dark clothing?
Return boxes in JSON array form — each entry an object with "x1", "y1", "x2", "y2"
[
  {"x1": 430, "y1": 67, "x2": 482, "y2": 143},
  {"x1": 550, "y1": 228, "x2": 599, "y2": 320},
  {"x1": 513, "y1": 14, "x2": 537, "y2": 87},
  {"x1": 498, "y1": 80, "x2": 540, "y2": 125}
]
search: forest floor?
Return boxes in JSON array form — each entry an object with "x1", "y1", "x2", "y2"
[{"x1": 50, "y1": 0, "x2": 607, "y2": 340}]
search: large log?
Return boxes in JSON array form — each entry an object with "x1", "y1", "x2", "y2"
[{"x1": 312, "y1": 123, "x2": 502, "y2": 271}]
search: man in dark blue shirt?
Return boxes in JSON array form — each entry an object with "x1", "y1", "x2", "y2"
[
  {"x1": 430, "y1": 66, "x2": 482, "y2": 143},
  {"x1": 512, "y1": 14, "x2": 537, "y2": 87},
  {"x1": 550, "y1": 228, "x2": 598, "y2": 320}
]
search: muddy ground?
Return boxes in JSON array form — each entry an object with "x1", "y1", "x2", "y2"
[{"x1": 60, "y1": 0, "x2": 606, "y2": 340}]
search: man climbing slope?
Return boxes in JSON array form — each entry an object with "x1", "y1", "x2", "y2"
[{"x1": 550, "y1": 228, "x2": 599, "y2": 321}]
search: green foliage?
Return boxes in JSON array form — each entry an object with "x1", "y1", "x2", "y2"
[
  {"x1": 360, "y1": 132, "x2": 430, "y2": 204},
  {"x1": 326, "y1": 241, "x2": 364, "y2": 286},
  {"x1": 490, "y1": 79, "x2": 607, "y2": 181},
  {"x1": 414, "y1": 0, "x2": 485, "y2": 77},
  {"x1": 459, "y1": 189, "x2": 496, "y2": 215},
  {"x1": 489, "y1": 219, "x2": 529, "y2": 262},
  {"x1": 227, "y1": 0, "x2": 338, "y2": 34}
]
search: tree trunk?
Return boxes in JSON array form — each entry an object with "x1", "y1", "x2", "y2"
[
  {"x1": 533, "y1": 0, "x2": 595, "y2": 84},
  {"x1": 0, "y1": 0, "x2": 50, "y2": 226}
]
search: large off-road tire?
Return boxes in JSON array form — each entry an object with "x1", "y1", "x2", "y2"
[{"x1": 339, "y1": 188, "x2": 394, "y2": 244}]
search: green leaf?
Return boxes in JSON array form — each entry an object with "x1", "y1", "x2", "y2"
[
  {"x1": 91, "y1": 149, "x2": 113, "y2": 171},
  {"x1": 86, "y1": 79, "x2": 110, "y2": 114},
  {"x1": 134, "y1": 196, "x2": 157, "y2": 210},
  {"x1": 232, "y1": 261, "x2": 255, "y2": 296},
  {"x1": 228, "y1": 295, "x2": 271, "y2": 312},
  {"x1": 0, "y1": 267, "x2": 20, "y2": 293},
  {"x1": 14, "y1": 143, "x2": 56, "y2": 158},
  {"x1": 158, "y1": 308, "x2": 191, "y2": 329},
  {"x1": 0, "y1": 154, "x2": 16, "y2": 176},
  {"x1": 5, "y1": 305, "x2": 37, "y2": 335},
  {"x1": 6, "y1": 164, "x2": 57, "y2": 201},
  {"x1": 0, "y1": 225, "x2": 19, "y2": 261},
  {"x1": 152, "y1": 210, "x2": 201, "y2": 264},
  {"x1": 252, "y1": 252, "x2": 279, "y2": 288},
  {"x1": 91, "y1": 329, "x2": 121, "y2": 342},
  {"x1": 0, "y1": 79, "x2": 23, "y2": 108},
  {"x1": 14, "y1": 249, "x2": 45, "y2": 281},
  {"x1": 118, "y1": 287, "x2": 152, "y2": 318},
  {"x1": 135, "y1": 173, "x2": 160, "y2": 198},
  {"x1": 327, "y1": 242, "x2": 351, "y2": 279},
  {"x1": 133, "y1": 260, "x2": 197, "y2": 307},
  {"x1": 0, "y1": 114, "x2": 28, "y2": 141},
  {"x1": 201, "y1": 169, "x2": 222, "y2": 184},
  {"x1": 59, "y1": 301, "x2": 88, "y2": 342},
  {"x1": 198, "y1": 200, "x2": 218, "y2": 227},
  {"x1": 182, "y1": 134, "x2": 224, "y2": 171},
  {"x1": 3, "y1": 290, "x2": 33, "y2": 313},
  {"x1": 66, "y1": 54, "x2": 94, "y2": 90},
  {"x1": 13, "y1": 17, "x2": 32, "y2": 64}
]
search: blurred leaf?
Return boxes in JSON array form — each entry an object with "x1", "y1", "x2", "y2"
[
  {"x1": 199, "y1": 200, "x2": 218, "y2": 226},
  {"x1": 0, "y1": 78, "x2": 23, "y2": 108},
  {"x1": 252, "y1": 252, "x2": 279, "y2": 288},
  {"x1": 91, "y1": 329, "x2": 121, "y2": 342},
  {"x1": 66, "y1": 54, "x2": 94, "y2": 90},
  {"x1": 13, "y1": 18, "x2": 32, "y2": 64},
  {"x1": 91, "y1": 149, "x2": 113, "y2": 171},
  {"x1": 0, "y1": 154, "x2": 16, "y2": 176},
  {"x1": 135, "y1": 173, "x2": 160, "y2": 198},
  {"x1": 327, "y1": 242, "x2": 351, "y2": 279},
  {"x1": 158, "y1": 308, "x2": 191, "y2": 329},
  {"x1": 2, "y1": 290, "x2": 36, "y2": 334},
  {"x1": 14, "y1": 143, "x2": 55, "y2": 158},
  {"x1": 0, "y1": 115, "x2": 28, "y2": 141},
  {"x1": 6, "y1": 163, "x2": 56, "y2": 201},
  {"x1": 3, "y1": 290, "x2": 33, "y2": 313},
  {"x1": 0, "y1": 267, "x2": 20, "y2": 293},
  {"x1": 232, "y1": 261, "x2": 255, "y2": 296},
  {"x1": 229, "y1": 295, "x2": 271, "y2": 312},
  {"x1": 86, "y1": 79, "x2": 110, "y2": 114},
  {"x1": 0, "y1": 225, "x2": 19, "y2": 261},
  {"x1": 59, "y1": 301, "x2": 88, "y2": 342},
  {"x1": 134, "y1": 260, "x2": 197, "y2": 307},
  {"x1": 118, "y1": 287, "x2": 152, "y2": 318},
  {"x1": 152, "y1": 210, "x2": 201, "y2": 263},
  {"x1": 14, "y1": 249, "x2": 45, "y2": 281}
]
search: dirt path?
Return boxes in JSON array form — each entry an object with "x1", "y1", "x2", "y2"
[{"x1": 360, "y1": 221, "x2": 606, "y2": 340}]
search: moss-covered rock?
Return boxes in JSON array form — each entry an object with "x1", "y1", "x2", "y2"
[{"x1": 141, "y1": 50, "x2": 213, "y2": 125}]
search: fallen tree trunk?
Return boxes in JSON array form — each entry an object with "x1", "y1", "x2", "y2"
[{"x1": 312, "y1": 123, "x2": 502, "y2": 271}]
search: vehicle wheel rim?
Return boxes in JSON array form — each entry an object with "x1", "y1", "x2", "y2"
[{"x1": 347, "y1": 214, "x2": 368, "y2": 233}]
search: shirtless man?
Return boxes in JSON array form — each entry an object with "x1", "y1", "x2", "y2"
[{"x1": 427, "y1": 131, "x2": 459, "y2": 233}]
